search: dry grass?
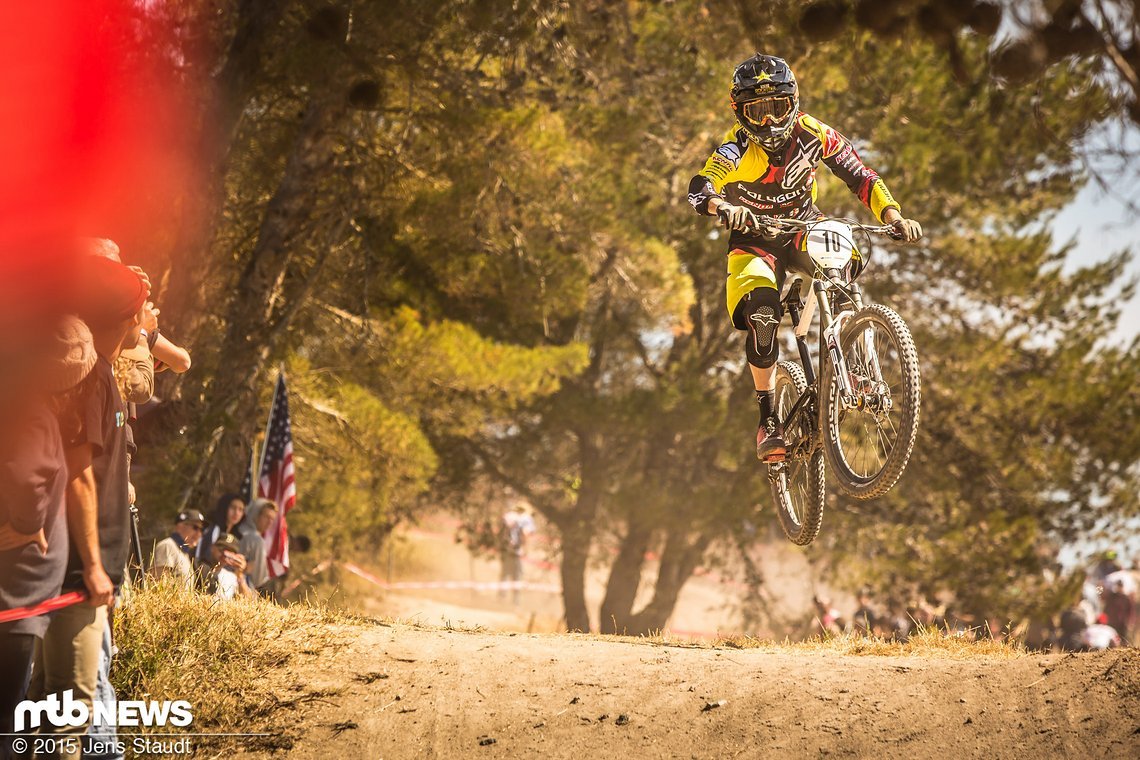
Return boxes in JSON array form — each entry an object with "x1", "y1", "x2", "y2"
[{"x1": 112, "y1": 579, "x2": 367, "y2": 753}]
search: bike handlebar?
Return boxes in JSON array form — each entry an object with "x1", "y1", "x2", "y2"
[{"x1": 715, "y1": 208, "x2": 905, "y2": 241}]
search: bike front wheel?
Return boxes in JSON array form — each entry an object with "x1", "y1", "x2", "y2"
[
  {"x1": 821, "y1": 303, "x2": 921, "y2": 500},
  {"x1": 770, "y1": 360, "x2": 825, "y2": 545}
]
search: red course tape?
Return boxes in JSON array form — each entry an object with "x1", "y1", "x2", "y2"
[{"x1": 0, "y1": 590, "x2": 88, "y2": 624}]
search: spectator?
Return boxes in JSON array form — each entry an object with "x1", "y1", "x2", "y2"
[
  {"x1": 1103, "y1": 566, "x2": 1137, "y2": 599},
  {"x1": 1023, "y1": 615, "x2": 1057, "y2": 652},
  {"x1": 812, "y1": 595, "x2": 845, "y2": 636},
  {"x1": 517, "y1": 505, "x2": 537, "y2": 536},
  {"x1": 196, "y1": 493, "x2": 245, "y2": 566},
  {"x1": 0, "y1": 317, "x2": 95, "y2": 760},
  {"x1": 498, "y1": 502, "x2": 532, "y2": 605},
  {"x1": 906, "y1": 599, "x2": 937, "y2": 631},
  {"x1": 1078, "y1": 573, "x2": 1101, "y2": 624},
  {"x1": 84, "y1": 241, "x2": 171, "y2": 760},
  {"x1": 1103, "y1": 579, "x2": 1134, "y2": 644},
  {"x1": 28, "y1": 256, "x2": 147, "y2": 760},
  {"x1": 89, "y1": 237, "x2": 188, "y2": 513},
  {"x1": 1082, "y1": 613, "x2": 1122, "y2": 650},
  {"x1": 87, "y1": 238, "x2": 190, "y2": 375},
  {"x1": 983, "y1": 615, "x2": 1009, "y2": 642},
  {"x1": 149, "y1": 510, "x2": 208, "y2": 588},
  {"x1": 879, "y1": 598, "x2": 912, "y2": 640},
  {"x1": 250, "y1": 498, "x2": 278, "y2": 538},
  {"x1": 205, "y1": 533, "x2": 254, "y2": 601},
  {"x1": 238, "y1": 499, "x2": 273, "y2": 592},
  {"x1": 1092, "y1": 550, "x2": 1122, "y2": 585},
  {"x1": 1059, "y1": 604, "x2": 1089, "y2": 652},
  {"x1": 852, "y1": 587, "x2": 876, "y2": 635}
]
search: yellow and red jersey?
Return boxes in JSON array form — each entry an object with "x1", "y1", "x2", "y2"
[{"x1": 688, "y1": 113, "x2": 900, "y2": 246}]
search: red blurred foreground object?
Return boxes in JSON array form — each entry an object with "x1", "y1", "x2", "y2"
[{"x1": 0, "y1": 0, "x2": 198, "y2": 306}]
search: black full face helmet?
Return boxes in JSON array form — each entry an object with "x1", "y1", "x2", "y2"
[{"x1": 730, "y1": 54, "x2": 799, "y2": 152}]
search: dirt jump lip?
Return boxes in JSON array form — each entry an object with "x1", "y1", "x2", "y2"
[{"x1": 227, "y1": 621, "x2": 1140, "y2": 759}]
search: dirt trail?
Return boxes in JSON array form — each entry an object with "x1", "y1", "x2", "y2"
[{"x1": 235, "y1": 621, "x2": 1140, "y2": 759}]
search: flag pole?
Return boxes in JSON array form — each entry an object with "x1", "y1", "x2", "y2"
[
  {"x1": 255, "y1": 369, "x2": 282, "y2": 496},
  {"x1": 247, "y1": 440, "x2": 259, "y2": 500}
]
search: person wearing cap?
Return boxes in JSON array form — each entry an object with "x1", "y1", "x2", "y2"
[
  {"x1": 27, "y1": 255, "x2": 149, "y2": 760},
  {"x1": 0, "y1": 316, "x2": 97, "y2": 760},
  {"x1": 205, "y1": 532, "x2": 254, "y2": 601},
  {"x1": 149, "y1": 510, "x2": 208, "y2": 588}
]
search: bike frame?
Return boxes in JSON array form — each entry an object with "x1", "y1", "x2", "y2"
[
  {"x1": 777, "y1": 268, "x2": 873, "y2": 459},
  {"x1": 739, "y1": 214, "x2": 898, "y2": 468}
]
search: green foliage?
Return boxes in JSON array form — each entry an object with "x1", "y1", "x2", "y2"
[
  {"x1": 133, "y1": 0, "x2": 1139, "y2": 632},
  {"x1": 283, "y1": 305, "x2": 586, "y2": 549}
]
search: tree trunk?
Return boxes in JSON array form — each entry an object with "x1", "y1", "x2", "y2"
[
  {"x1": 624, "y1": 530, "x2": 712, "y2": 636},
  {"x1": 555, "y1": 432, "x2": 607, "y2": 632},
  {"x1": 163, "y1": 0, "x2": 292, "y2": 362},
  {"x1": 183, "y1": 89, "x2": 348, "y2": 505},
  {"x1": 598, "y1": 519, "x2": 653, "y2": 634},
  {"x1": 559, "y1": 522, "x2": 592, "y2": 632}
]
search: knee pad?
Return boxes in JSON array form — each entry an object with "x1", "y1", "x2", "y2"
[{"x1": 741, "y1": 288, "x2": 782, "y2": 368}]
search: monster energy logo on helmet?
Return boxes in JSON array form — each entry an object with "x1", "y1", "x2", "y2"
[{"x1": 730, "y1": 54, "x2": 799, "y2": 153}]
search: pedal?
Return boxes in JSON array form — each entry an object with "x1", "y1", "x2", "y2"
[{"x1": 761, "y1": 448, "x2": 786, "y2": 463}]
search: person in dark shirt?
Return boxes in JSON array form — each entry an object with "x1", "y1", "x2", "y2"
[
  {"x1": 1103, "y1": 580, "x2": 1134, "y2": 644},
  {"x1": 0, "y1": 316, "x2": 97, "y2": 760},
  {"x1": 1059, "y1": 605, "x2": 1090, "y2": 652},
  {"x1": 27, "y1": 256, "x2": 147, "y2": 760}
]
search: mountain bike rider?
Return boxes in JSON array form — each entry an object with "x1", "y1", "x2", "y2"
[{"x1": 687, "y1": 54, "x2": 923, "y2": 462}]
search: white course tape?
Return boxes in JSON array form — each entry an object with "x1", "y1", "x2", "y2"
[{"x1": 339, "y1": 561, "x2": 562, "y2": 594}]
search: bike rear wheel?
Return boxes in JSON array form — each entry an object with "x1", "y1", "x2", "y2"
[
  {"x1": 769, "y1": 360, "x2": 825, "y2": 545},
  {"x1": 821, "y1": 303, "x2": 921, "y2": 500}
]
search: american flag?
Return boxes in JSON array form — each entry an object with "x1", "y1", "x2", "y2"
[{"x1": 258, "y1": 372, "x2": 296, "y2": 578}]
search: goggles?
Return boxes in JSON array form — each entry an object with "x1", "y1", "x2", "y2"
[{"x1": 739, "y1": 96, "x2": 795, "y2": 127}]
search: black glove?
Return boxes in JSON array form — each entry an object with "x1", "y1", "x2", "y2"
[{"x1": 716, "y1": 202, "x2": 760, "y2": 233}]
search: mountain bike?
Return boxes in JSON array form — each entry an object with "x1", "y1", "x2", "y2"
[{"x1": 730, "y1": 215, "x2": 922, "y2": 546}]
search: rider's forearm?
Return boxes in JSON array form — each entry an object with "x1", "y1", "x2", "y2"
[
  {"x1": 867, "y1": 179, "x2": 901, "y2": 224},
  {"x1": 687, "y1": 174, "x2": 724, "y2": 216},
  {"x1": 820, "y1": 133, "x2": 900, "y2": 224}
]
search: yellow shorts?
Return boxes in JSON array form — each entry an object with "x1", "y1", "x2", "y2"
[{"x1": 726, "y1": 249, "x2": 779, "y2": 328}]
